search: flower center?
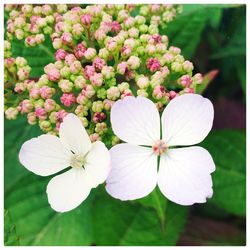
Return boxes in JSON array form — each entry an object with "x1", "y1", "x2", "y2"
[
  {"x1": 70, "y1": 154, "x2": 86, "y2": 168},
  {"x1": 152, "y1": 140, "x2": 168, "y2": 155}
]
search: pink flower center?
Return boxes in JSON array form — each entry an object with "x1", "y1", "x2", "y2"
[{"x1": 152, "y1": 140, "x2": 168, "y2": 155}]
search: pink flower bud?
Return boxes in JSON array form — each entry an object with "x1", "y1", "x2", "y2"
[
  {"x1": 5, "y1": 107, "x2": 18, "y2": 120},
  {"x1": 151, "y1": 34, "x2": 162, "y2": 44},
  {"x1": 74, "y1": 42, "x2": 87, "y2": 60},
  {"x1": 55, "y1": 21, "x2": 64, "y2": 33},
  {"x1": 84, "y1": 48, "x2": 96, "y2": 60},
  {"x1": 184, "y1": 87, "x2": 195, "y2": 93},
  {"x1": 44, "y1": 99, "x2": 56, "y2": 112},
  {"x1": 183, "y1": 60, "x2": 194, "y2": 72},
  {"x1": 55, "y1": 49, "x2": 67, "y2": 61},
  {"x1": 80, "y1": 14, "x2": 92, "y2": 26},
  {"x1": 29, "y1": 87, "x2": 40, "y2": 99},
  {"x1": 18, "y1": 99, "x2": 34, "y2": 114},
  {"x1": 127, "y1": 56, "x2": 140, "y2": 70},
  {"x1": 111, "y1": 21, "x2": 121, "y2": 33},
  {"x1": 121, "y1": 45, "x2": 132, "y2": 57},
  {"x1": 93, "y1": 112, "x2": 106, "y2": 123},
  {"x1": 95, "y1": 29, "x2": 106, "y2": 41},
  {"x1": 27, "y1": 112, "x2": 37, "y2": 125},
  {"x1": 193, "y1": 73, "x2": 203, "y2": 84},
  {"x1": 56, "y1": 110, "x2": 68, "y2": 122},
  {"x1": 61, "y1": 32, "x2": 73, "y2": 45},
  {"x1": 169, "y1": 90, "x2": 178, "y2": 100},
  {"x1": 107, "y1": 86, "x2": 120, "y2": 100},
  {"x1": 117, "y1": 62, "x2": 128, "y2": 75},
  {"x1": 82, "y1": 85, "x2": 95, "y2": 98},
  {"x1": 25, "y1": 36, "x2": 36, "y2": 47},
  {"x1": 14, "y1": 82, "x2": 25, "y2": 93},
  {"x1": 153, "y1": 85, "x2": 166, "y2": 99},
  {"x1": 90, "y1": 73, "x2": 103, "y2": 87},
  {"x1": 65, "y1": 54, "x2": 77, "y2": 65},
  {"x1": 147, "y1": 58, "x2": 161, "y2": 72},
  {"x1": 69, "y1": 60, "x2": 82, "y2": 74},
  {"x1": 93, "y1": 57, "x2": 106, "y2": 71},
  {"x1": 58, "y1": 79, "x2": 73, "y2": 93},
  {"x1": 60, "y1": 93, "x2": 76, "y2": 107},
  {"x1": 179, "y1": 75, "x2": 193, "y2": 87},
  {"x1": 47, "y1": 68, "x2": 61, "y2": 82},
  {"x1": 76, "y1": 94, "x2": 88, "y2": 105},
  {"x1": 137, "y1": 76, "x2": 149, "y2": 89},
  {"x1": 169, "y1": 46, "x2": 181, "y2": 55},
  {"x1": 125, "y1": 69, "x2": 135, "y2": 81},
  {"x1": 121, "y1": 89, "x2": 133, "y2": 99},
  {"x1": 40, "y1": 86, "x2": 55, "y2": 99},
  {"x1": 89, "y1": 133, "x2": 100, "y2": 142},
  {"x1": 35, "y1": 107, "x2": 47, "y2": 120},
  {"x1": 106, "y1": 39, "x2": 117, "y2": 51},
  {"x1": 84, "y1": 65, "x2": 96, "y2": 79},
  {"x1": 103, "y1": 99, "x2": 114, "y2": 110}
]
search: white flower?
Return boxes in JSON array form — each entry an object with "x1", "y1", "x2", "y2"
[
  {"x1": 19, "y1": 114, "x2": 110, "y2": 212},
  {"x1": 106, "y1": 94, "x2": 215, "y2": 205}
]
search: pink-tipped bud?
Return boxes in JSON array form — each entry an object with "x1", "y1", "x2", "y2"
[
  {"x1": 29, "y1": 87, "x2": 40, "y2": 99},
  {"x1": 84, "y1": 65, "x2": 96, "y2": 79},
  {"x1": 27, "y1": 112, "x2": 37, "y2": 125},
  {"x1": 121, "y1": 89, "x2": 133, "y2": 99},
  {"x1": 103, "y1": 99, "x2": 114, "y2": 110},
  {"x1": 55, "y1": 48, "x2": 67, "y2": 61},
  {"x1": 5, "y1": 107, "x2": 19, "y2": 120},
  {"x1": 44, "y1": 99, "x2": 57, "y2": 112},
  {"x1": 193, "y1": 73, "x2": 203, "y2": 85},
  {"x1": 90, "y1": 73, "x2": 103, "y2": 87},
  {"x1": 121, "y1": 45, "x2": 132, "y2": 57},
  {"x1": 147, "y1": 58, "x2": 161, "y2": 72},
  {"x1": 74, "y1": 42, "x2": 87, "y2": 60},
  {"x1": 93, "y1": 112, "x2": 106, "y2": 123},
  {"x1": 111, "y1": 21, "x2": 121, "y2": 33},
  {"x1": 184, "y1": 87, "x2": 195, "y2": 94},
  {"x1": 93, "y1": 57, "x2": 106, "y2": 71},
  {"x1": 169, "y1": 90, "x2": 178, "y2": 100},
  {"x1": 60, "y1": 93, "x2": 76, "y2": 107},
  {"x1": 47, "y1": 68, "x2": 61, "y2": 82},
  {"x1": 89, "y1": 133, "x2": 100, "y2": 142},
  {"x1": 153, "y1": 85, "x2": 166, "y2": 99},
  {"x1": 40, "y1": 86, "x2": 55, "y2": 99},
  {"x1": 65, "y1": 54, "x2": 77, "y2": 65},
  {"x1": 14, "y1": 82, "x2": 25, "y2": 93},
  {"x1": 18, "y1": 99, "x2": 33, "y2": 114},
  {"x1": 61, "y1": 32, "x2": 73, "y2": 45},
  {"x1": 117, "y1": 62, "x2": 128, "y2": 75},
  {"x1": 35, "y1": 107, "x2": 47, "y2": 120},
  {"x1": 80, "y1": 14, "x2": 92, "y2": 26},
  {"x1": 179, "y1": 75, "x2": 193, "y2": 87}
]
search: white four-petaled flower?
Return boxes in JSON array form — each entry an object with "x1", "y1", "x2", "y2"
[
  {"x1": 19, "y1": 114, "x2": 110, "y2": 212},
  {"x1": 106, "y1": 94, "x2": 216, "y2": 205}
]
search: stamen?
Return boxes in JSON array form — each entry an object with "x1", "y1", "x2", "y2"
[{"x1": 152, "y1": 140, "x2": 168, "y2": 155}]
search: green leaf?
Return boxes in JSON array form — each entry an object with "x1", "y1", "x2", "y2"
[
  {"x1": 92, "y1": 189, "x2": 188, "y2": 246},
  {"x1": 5, "y1": 174, "x2": 93, "y2": 246},
  {"x1": 4, "y1": 117, "x2": 41, "y2": 191},
  {"x1": 161, "y1": 8, "x2": 208, "y2": 58},
  {"x1": 135, "y1": 188, "x2": 166, "y2": 224},
  {"x1": 11, "y1": 37, "x2": 55, "y2": 78},
  {"x1": 4, "y1": 210, "x2": 20, "y2": 246},
  {"x1": 201, "y1": 129, "x2": 246, "y2": 216}
]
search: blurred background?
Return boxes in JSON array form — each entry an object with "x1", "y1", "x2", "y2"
[{"x1": 4, "y1": 4, "x2": 246, "y2": 246}]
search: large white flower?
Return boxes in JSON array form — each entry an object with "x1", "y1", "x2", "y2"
[
  {"x1": 106, "y1": 94, "x2": 215, "y2": 205},
  {"x1": 19, "y1": 113, "x2": 110, "y2": 212}
]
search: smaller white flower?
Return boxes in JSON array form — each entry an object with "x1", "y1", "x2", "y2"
[
  {"x1": 106, "y1": 94, "x2": 216, "y2": 205},
  {"x1": 19, "y1": 113, "x2": 110, "y2": 212}
]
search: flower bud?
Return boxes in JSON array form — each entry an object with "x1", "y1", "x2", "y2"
[
  {"x1": 27, "y1": 112, "x2": 37, "y2": 125},
  {"x1": 44, "y1": 99, "x2": 57, "y2": 112},
  {"x1": 93, "y1": 112, "x2": 106, "y2": 123},
  {"x1": 60, "y1": 93, "x2": 76, "y2": 107},
  {"x1": 107, "y1": 86, "x2": 120, "y2": 100},
  {"x1": 84, "y1": 48, "x2": 96, "y2": 60},
  {"x1": 127, "y1": 56, "x2": 140, "y2": 70},
  {"x1": 58, "y1": 79, "x2": 73, "y2": 92},
  {"x1": 5, "y1": 107, "x2": 18, "y2": 120},
  {"x1": 136, "y1": 76, "x2": 149, "y2": 89}
]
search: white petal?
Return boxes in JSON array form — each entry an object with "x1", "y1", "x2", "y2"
[
  {"x1": 46, "y1": 168, "x2": 92, "y2": 212},
  {"x1": 19, "y1": 135, "x2": 72, "y2": 176},
  {"x1": 158, "y1": 146, "x2": 215, "y2": 205},
  {"x1": 106, "y1": 143, "x2": 157, "y2": 200},
  {"x1": 84, "y1": 141, "x2": 111, "y2": 188},
  {"x1": 161, "y1": 94, "x2": 214, "y2": 146},
  {"x1": 111, "y1": 96, "x2": 160, "y2": 146},
  {"x1": 59, "y1": 113, "x2": 91, "y2": 155}
]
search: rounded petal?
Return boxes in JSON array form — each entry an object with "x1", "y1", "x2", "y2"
[
  {"x1": 161, "y1": 94, "x2": 214, "y2": 146},
  {"x1": 106, "y1": 143, "x2": 157, "y2": 201},
  {"x1": 84, "y1": 141, "x2": 111, "y2": 188},
  {"x1": 158, "y1": 146, "x2": 215, "y2": 205},
  {"x1": 111, "y1": 96, "x2": 160, "y2": 146},
  {"x1": 19, "y1": 135, "x2": 72, "y2": 176},
  {"x1": 46, "y1": 168, "x2": 92, "y2": 212},
  {"x1": 59, "y1": 113, "x2": 91, "y2": 155}
]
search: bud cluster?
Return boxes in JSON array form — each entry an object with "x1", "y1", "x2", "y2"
[{"x1": 4, "y1": 4, "x2": 204, "y2": 148}]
